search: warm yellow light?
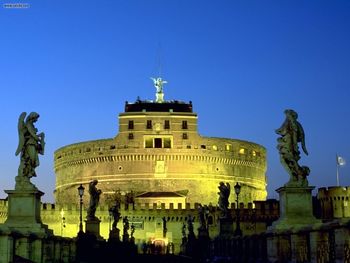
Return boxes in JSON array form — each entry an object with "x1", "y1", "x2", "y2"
[{"x1": 60, "y1": 208, "x2": 64, "y2": 218}]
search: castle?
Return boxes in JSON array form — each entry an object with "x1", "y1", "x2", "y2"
[
  {"x1": 0, "y1": 81, "x2": 349, "y2": 259},
  {"x1": 54, "y1": 80, "x2": 267, "y2": 207}
]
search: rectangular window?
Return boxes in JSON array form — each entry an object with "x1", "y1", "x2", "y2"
[
  {"x1": 164, "y1": 138, "x2": 171, "y2": 148},
  {"x1": 154, "y1": 138, "x2": 162, "y2": 148},
  {"x1": 164, "y1": 120, "x2": 170, "y2": 129},
  {"x1": 128, "y1": 120, "x2": 134, "y2": 129},
  {"x1": 182, "y1": 133, "x2": 188, "y2": 140},
  {"x1": 128, "y1": 133, "x2": 134, "y2": 140},
  {"x1": 146, "y1": 120, "x2": 152, "y2": 129},
  {"x1": 145, "y1": 138, "x2": 153, "y2": 148},
  {"x1": 182, "y1": 120, "x2": 188, "y2": 129}
]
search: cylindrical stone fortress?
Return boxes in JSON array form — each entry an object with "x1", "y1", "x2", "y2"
[{"x1": 54, "y1": 99, "x2": 267, "y2": 206}]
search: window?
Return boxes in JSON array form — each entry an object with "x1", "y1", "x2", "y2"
[
  {"x1": 212, "y1": 145, "x2": 218, "y2": 151},
  {"x1": 128, "y1": 133, "x2": 134, "y2": 140},
  {"x1": 252, "y1": 150, "x2": 256, "y2": 157},
  {"x1": 164, "y1": 138, "x2": 171, "y2": 148},
  {"x1": 182, "y1": 120, "x2": 188, "y2": 129},
  {"x1": 144, "y1": 137, "x2": 173, "y2": 149},
  {"x1": 128, "y1": 120, "x2": 134, "y2": 129},
  {"x1": 239, "y1": 148, "x2": 246, "y2": 154},
  {"x1": 146, "y1": 120, "x2": 152, "y2": 129},
  {"x1": 182, "y1": 133, "x2": 188, "y2": 139},
  {"x1": 164, "y1": 120, "x2": 170, "y2": 129},
  {"x1": 225, "y1": 144, "x2": 232, "y2": 151},
  {"x1": 201, "y1": 145, "x2": 206, "y2": 149},
  {"x1": 145, "y1": 138, "x2": 153, "y2": 148},
  {"x1": 154, "y1": 138, "x2": 162, "y2": 148}
]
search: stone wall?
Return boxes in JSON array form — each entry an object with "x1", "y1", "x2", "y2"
[
  {"x1": 0, "y1": 231, "x2": 75, "y2": 263},
  {"x1": 0, "y1": 199, "x2": 279, "y2": 254},
  {"x1": 54, "y1": 137, "x2": 267, "y2": 206},
  {"x1": 318, "y1": 186, "x2": 350, "y2": 219}
]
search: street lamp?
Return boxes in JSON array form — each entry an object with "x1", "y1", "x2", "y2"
[
  {"x1": 77, "y1": 184, "x2": 85, "y2": 234},
  {"x1": 234, "y1": 182, "x2": 242, "y2": 237},
  {"x1": 108, "y1": 207, "x2": 113, "y2": 231}
]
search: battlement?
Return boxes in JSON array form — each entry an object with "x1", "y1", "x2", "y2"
[
  {"x1": 318, "y1": 186, "x2": 350, "y2": 201},
  {"x1": 317, "y1": 186, "x2": 350, "y2": 219},
  {"x1": 0, "y1": 199, "x2": 279, "y2": 223}
]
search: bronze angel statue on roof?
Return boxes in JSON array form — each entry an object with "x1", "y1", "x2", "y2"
[
  {"x1": 15, "y1": 112, "x2": 45, "y2": 182},
  {"x1": 151, "y1": 77, "x2": 167, "y2": 93},
  {"x1": 276, "y1": 109, "x2": 310, "y2": 186}
]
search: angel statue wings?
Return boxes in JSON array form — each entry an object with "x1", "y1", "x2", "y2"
[
  {"x1": 151, "y1": 77, "x2": 167, "y2": 93},
  {"x1": 15, "y1": 112, "x2": 45, "y2": 181},
  {"x1": 276, "y1": 109, "x2": 310, "y2": 186}
]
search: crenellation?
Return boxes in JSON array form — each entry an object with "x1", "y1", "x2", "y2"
[{"x1": 317, "y1": 186, "x2": 350, "y2": 219}]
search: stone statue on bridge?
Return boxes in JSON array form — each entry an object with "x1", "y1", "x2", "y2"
[
  {"x1": 15, "y1": 112, "x2": 45, "y2": 189},
  {"x1": 276, "y1": 109, "x2": 310, "y2": 186},
  {"x1": 218, "y1": 182, "x2": 230, "y2": 218},
  {"x1": 87, "y1": 180, "x2": 102, "y2": 220}
]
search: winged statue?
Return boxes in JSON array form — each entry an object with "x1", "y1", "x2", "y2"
[
  {"x1": 15, "y1": 112, "x2": 45, "y2": 180},
  {"x1": 276, "y1": 109, "x2": 310, "y2": 186},
  {"x1": 151, "y1": 77, "x2": 167, "y2": 93}
]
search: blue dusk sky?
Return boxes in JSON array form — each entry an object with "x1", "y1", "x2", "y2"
[{"x1": 1, "y1": 1, "x2": 350, "y2": 203}]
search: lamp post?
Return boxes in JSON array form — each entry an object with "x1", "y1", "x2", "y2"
[
  {"x1": 234, "y1": 182, "x2": 242, "y2": 237},
  {"x1": 108, "y1": 207, "x2": 113, "y2": 231},
  {"x1": 77, "y1": 184, "x2": 85, "y2": 234}
]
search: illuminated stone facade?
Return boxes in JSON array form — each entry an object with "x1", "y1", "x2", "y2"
[
  {"x1": 0, "y1": 199, "x2": 279, "y2": 253},
  {"x1": 54, "y1": 97, "x2": 267, "y2": 207},
  {"x1": 317, "y1": 186, "x2": 350, "y2": 219}
]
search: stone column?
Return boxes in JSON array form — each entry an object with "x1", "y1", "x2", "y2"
[
  {"x1": 15, "y1": 237, "x2": 30, "y2": 260},
  {"x1": 30, "y1": 238, "x2": 43, "y2": 262},
  {"x1": 291, "y1": 233, "x2": 309, "y2": 263},
  {"x1": 266, "y1": 234, "x2": 278, "y2": 263},
  {"x1": 0, "y1": 235, "x2": 14, "y2": 263},
  {"x1": 309, "y1": 231, "x2": 330, "y2": 263},
  {"x1": 334, "y1": 226, "x2": 350, "y2": 263},
  {"x1": 42, "y1": 238, "x2": 54, "y2": 263}
]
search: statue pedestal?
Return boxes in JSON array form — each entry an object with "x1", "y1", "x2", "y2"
[
  {"x1": 156, "y1": 92, "x2": 164, "y2": 103},
  {"x1": 85, "y1": 218, "x2": 103, "y2": 240},
  {"x1": 219, "y1": 217, "x2": 234, "y2": 237},
  {"x1": 108, "y1": 228, "x2": 120, "y2": 242},
  {"x1": 198, "y1": 227, "x2": 209, "y2": 239},
  {"x1": 0, "y1": 189, "x2": 53, "y2": 236},
  {"x1": 269, "y1": 185, "x2": 319, "y2": 231}
]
